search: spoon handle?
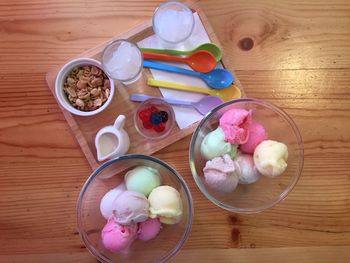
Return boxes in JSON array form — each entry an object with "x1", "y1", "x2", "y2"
[
  {"x1": 130, "y1": 94, "x2": 194, "y2": 107},
  {"x1": 147, "y1": 78, "x2": 211, "y2": 95},
  {"x1": 141, "y1": 47, "x2": 190, "y2": 56},
  {"x1": 143, "y1": 60, "x2": 202, "y2": 78},
  {"x1": 143, "y1": 52, "x2": 186, "y2": 63}
]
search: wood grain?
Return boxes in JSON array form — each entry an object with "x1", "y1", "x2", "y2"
[
  {"x1": 2, "y1": 246, "x2": 350, "y2": 263},
  {"x1": 0, "y1": 0, "x2": 350, "y2": 262}
]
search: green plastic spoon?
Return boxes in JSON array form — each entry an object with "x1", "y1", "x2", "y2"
[{"x1": 141, "y1": 43, "x2": 223, "y2": 62}]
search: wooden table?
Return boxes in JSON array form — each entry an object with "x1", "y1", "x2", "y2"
[{"x1": 0, "y1": 0, "x2": 349, "y2": 262}]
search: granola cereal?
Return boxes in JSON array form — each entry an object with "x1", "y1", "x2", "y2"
[{"x1": 63, "y1": 65, "x2": 111, "y2": 111}]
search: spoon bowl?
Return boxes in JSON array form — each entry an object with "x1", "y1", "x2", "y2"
[
  {"x1": 202, "y1": 68, "x2": 234, "y2": 89},
  {"x1": 193, "y1": 43, "x2": 223, "y2": 62},
  {"x1": 192, "y1": 95, "x2": 224, "y2": 115},
  {"x1": 187, "y1": 50, "x2": 217, "y2": 73}
]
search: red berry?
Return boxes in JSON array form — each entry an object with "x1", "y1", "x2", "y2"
[
  {"x1": 142, "y1": 120, "x2": 153, "y2": 129},
  {"x1": 139, "y1": 109, "x2": 152, "y2": 122},
  {"x1": 154, "y1": 122, "x2": 165, "y2": 132},
  {"x1": 150, "y1": 106, "x2": 159, "y2": 113}
]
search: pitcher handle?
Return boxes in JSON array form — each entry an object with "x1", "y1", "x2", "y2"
[{"x1": 114, "y1": 115, "x2": 126, "y2": 130}]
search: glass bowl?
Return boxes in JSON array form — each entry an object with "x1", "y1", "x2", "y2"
[
  {"x1": 189, "y1": 98, "x2": 304, "y2": 213},
  {"x1": 134, "y1": 98, "x2": 175, "y2": 140},
  {"x1": 152, "y1": 1, "x2": 195, "y2": 45},
  {"x1": 77, "y1": 154, "x2": 193, "y2": 263}
]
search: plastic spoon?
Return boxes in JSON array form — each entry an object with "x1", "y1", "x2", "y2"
[
  {"x1": 130, "y1": 94, "x2": 223, "y2": 115},
  {"x1": 143, "y1": 50, "x2": 216, "y2": 73},
  {"x1": 143, "y1": 60, "x2": 234, "y2": 89},
  {"x1": 141, "y1": 43, "x2": 223, "y2": 62},
  {"x1": 147, "y1": 78, "x2": 241, "y2": 102}
]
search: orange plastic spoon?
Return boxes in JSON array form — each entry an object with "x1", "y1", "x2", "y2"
[{"x1": 143, "y1": 50, "x2": 217, "y2": 73}]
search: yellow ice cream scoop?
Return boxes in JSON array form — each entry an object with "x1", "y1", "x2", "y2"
[
  {"x1": 148, "y1": 185, "x2": 183, "y2": 224},
  {"x1": 253, "y1": 140, "x2": 288, "y2": 177}
]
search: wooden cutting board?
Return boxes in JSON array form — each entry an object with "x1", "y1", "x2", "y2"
[{"x1": 45, "y1": 0, "x2": 244, "y2": 170}]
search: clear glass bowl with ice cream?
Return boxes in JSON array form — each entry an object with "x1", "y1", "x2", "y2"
[
  {"x1": 77, "y1": 154, "x2": 193, "y2": 263},
  {"x1": 189, "y1": 98, "x2": 304, "y2": 213}
]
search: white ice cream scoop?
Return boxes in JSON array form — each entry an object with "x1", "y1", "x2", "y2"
[
  {"x1": 100, "y1": 183, "x2": 126, "y2": 219},
  {"x1": 236, "y1": 152, "x2": 260, "y2": 184}
]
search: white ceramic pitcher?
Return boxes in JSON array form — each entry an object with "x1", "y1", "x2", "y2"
[{"x1": 95, "y1": 115, "x2": 130, "y2": 162}]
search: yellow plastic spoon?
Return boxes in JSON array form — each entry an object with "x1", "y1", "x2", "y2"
[{"x1": 147, "y1": 78, "x2": 241, "y2": 102}]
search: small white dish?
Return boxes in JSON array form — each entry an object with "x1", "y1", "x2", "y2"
[
  {"x1": 95, "y1": 115, "x2": 130, "y2": 162},
  {"x1": 55, "y1": 57, "x2": 115, "y2": 116}
]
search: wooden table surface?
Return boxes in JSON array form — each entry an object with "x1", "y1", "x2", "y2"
[{"x1": 1, "y1": 0, "x2": 349, "y2": 262}]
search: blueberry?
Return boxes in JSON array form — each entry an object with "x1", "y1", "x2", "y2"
[
  {"x1": 150, "y1": 112, "x2": 162, "y2": 125},
  {"x1": 159, "y1": 111, "x2": 168, "y2": 123}
]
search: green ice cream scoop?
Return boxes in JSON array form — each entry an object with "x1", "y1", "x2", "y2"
[
  {"x1": 125, "y1": 166, "x2": 161, "y2": 197},
  {"x1": 200, "y1": 127, "x2": 238, "y2": 160}
]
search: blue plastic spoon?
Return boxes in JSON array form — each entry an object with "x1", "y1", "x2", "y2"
[{"x1": 143, "y1": 60, "x2": 234, "y2": 89}]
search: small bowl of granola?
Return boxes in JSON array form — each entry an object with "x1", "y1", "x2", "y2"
[{"x1": 55, "y1": 58, "x2": 115, "y2": 116}]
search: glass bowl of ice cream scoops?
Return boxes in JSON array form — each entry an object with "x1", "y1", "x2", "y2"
[
  {"x1": 77, "y1": 154, "x2": 193, "y2": 263},
  {"x1": 189, "y1": 98, "x2": 304, "y2": 213}
]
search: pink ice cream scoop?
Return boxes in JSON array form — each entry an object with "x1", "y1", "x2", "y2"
[
  {"x1": 101, "y1": 217, "x2": 138, "y2": 253},
  {"x1": 240, "y1": 121, "x2": 268, "y2": 154},
  {"x1": 203, "y1": 154, "x2": 240, "y2": 193},
  {"x1": 137, "y1": 218, "x2": 162, "y2": 241},
  {"x1": 113, "y1": 190, "x2": 149, "y2": 225},
  {"x1": 219, "y1": 109, "x2": 252, "y2": 144}
]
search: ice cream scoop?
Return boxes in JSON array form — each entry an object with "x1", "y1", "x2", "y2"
[
  {"x1": 125, "y1": 166, "x2": 161, "y2": 197},
  {"x1": 254, "y1": 140, "x2": 288, "y2": 177},
  {"x1": 236, "y1": 152, "x2": 260, "y2": 184},
  {"x1": 113, "y1": 190, "x2": 149, "y2": 225},
  {"x1": 203, "y1": 154, "x2": 240, "y2": 192},
  {"x1": 240, "y1": 121, "x2": 268, "y2": 154},
  {"x1": 101, "y1": 217, "x2": 138, "y2": 253},
  {"x1": 200, "y1": 126, "x2": 237, "y2": 160},
  {"x1": 100, "y1": 183, "x2": 126, "y2": 220},
  {"x1": 219, "y1": 109, "x2": 252, "y2": 144},
  {"x1": 148, "y1": 185, "x2": 183, "y2": 224},
  {"x1": 137, "y1": 218, "x2": 162, "y2": 241}
]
